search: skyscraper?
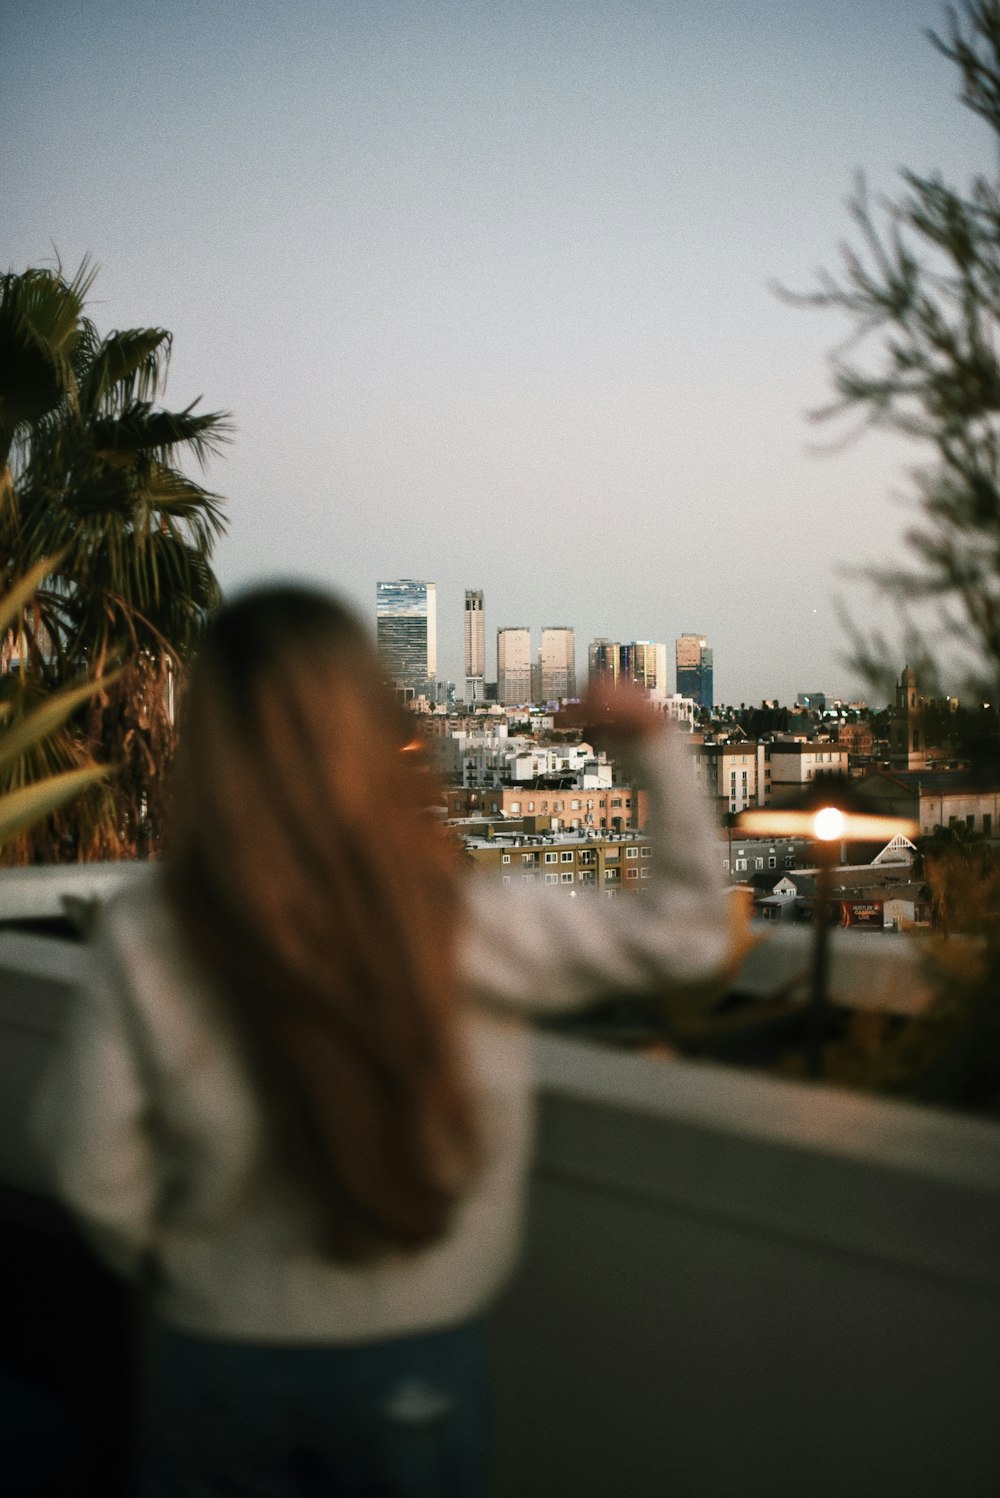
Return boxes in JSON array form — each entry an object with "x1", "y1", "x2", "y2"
[
  {"x1": 676, "y1": 634, "x2": 713, "y2": 709},
  {"x1": 376, "y1": 580, "x2": 437, "y2": 691},
  {"x1": 497, "y1": 627, "x2": 532, "y2": 704},
  {"x1": 464, "y1": 589, "x2": 485, "y2": 702},
  {"x1": 539, "y1": 627, "x2": 576, "y2": 701},
  {"x1": 622, "y1": 641, "x2": 668, "y2": 696},
  {"x1": 589, "y1": 639, "x2": 667, "y2": 696},
  {"x1": 588, "y1": 638, "x2": 620, "y2": 688}
]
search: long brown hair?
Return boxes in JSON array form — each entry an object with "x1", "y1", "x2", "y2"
[{"x1": 166, "y1": 585, "x2": 479, "y2": 1261}]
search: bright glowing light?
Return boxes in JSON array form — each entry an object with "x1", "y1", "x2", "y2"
[{"x1": 813, "y1": 806, "x2": 846, "y2": 842}]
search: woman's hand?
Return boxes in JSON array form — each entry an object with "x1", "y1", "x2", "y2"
[{"x1": 582, "y1": 683, "x2": 662, "y2": 749}]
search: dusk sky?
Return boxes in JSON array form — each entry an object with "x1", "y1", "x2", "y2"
[{"x1": 3, "y1": 0, "x2": 984, "y2": 704}]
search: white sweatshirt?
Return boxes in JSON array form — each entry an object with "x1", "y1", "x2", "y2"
[{"x1": 33, "y1": 726, "x2": 732, "y2": 1345}]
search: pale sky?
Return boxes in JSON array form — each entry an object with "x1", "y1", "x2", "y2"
[{"x1": 2, "y1": 0, "x2": 984, "y2": 704}]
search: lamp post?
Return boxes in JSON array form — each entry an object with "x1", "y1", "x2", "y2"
[{"x1": 736, "y1": 781, "x2": 918, "y2": 1079}]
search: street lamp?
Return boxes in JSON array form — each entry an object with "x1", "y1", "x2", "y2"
[{"x1": 736, "y1": 778, "x2": 918, "y2": 1078}]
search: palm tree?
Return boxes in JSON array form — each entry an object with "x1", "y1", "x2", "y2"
[{"x1": 0, "y1": 260, "x2": 231, "y2": 860}]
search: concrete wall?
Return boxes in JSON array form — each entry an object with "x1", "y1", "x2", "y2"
[
  {"x1": 2, "y1": 868, "x2": 999, "y2": 1497},
  {"x1": 490, "y1": 1035, "x2": 1000, "y2": 1498}
]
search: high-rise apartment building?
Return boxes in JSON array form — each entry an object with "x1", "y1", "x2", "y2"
[
  {"x1": 376, "y1": 579, "x2": 437, "y2": 691},
  {"x1": 676, "y1": 634, "x2": 713, "y2": 709},
  {"x1": 464, "y1": 589, "x2": 485, "y2": 702},
  {"x1": 539, "y1": 627, "x2": 576, "y2": 701},
  {"x1": 497, "y1": 627, "x2": 532, "y2": 704}
]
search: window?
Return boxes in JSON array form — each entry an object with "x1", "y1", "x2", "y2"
[
  {"x1": 545, "y1": 873, "x2": 558, "y2": 884},
  {"x1": 625, "y1": 798, "x2": 632, "y2": 808},
  {"x1": 985, "y1": 814, "x2": 993, "y2": 836},
  {"x1": 528, "y1": 801, "x2": 535, "y2": 812},
  {"x1": 755, "y1": 857, "x2": 763, "y2": 870},
  {"x1": 768, "y1": 856, "x2": 776, "y2": 869},
  {"x1": 544, "y1": 852, "x2": 557, "y2": 864},
  {"x1": 735, "y1": 858, "x2": 747, "y2": 872},
  {"x1": 641, "y1": 867, "x2": 650, "y2": 878},
  {"x1": 626, "y1": 847, "x2": 638, "y2": 858},
  {"x1": 611, "y1": 798, "x2": 621, "y2": 808},
  {"x1": 605, "y1": 869, "x2": 620, "y2": 881},
  {"x1": 571, "y1": 800, "x2": 581, "y2": 810},
  {"x1": 561, "y1": 851, "x2": 573, "y2": 862},
  {"x1": 522, "y1": 873, "x2": 536, "y2": 883},
  {"x1": 785, "y1": 854, "x2": 795, "y2": 866},
  {"x1": 641, "y1": 846, "x2": 652, "y2": 858},
  {"x1": 626, "y1": 868, "x2": 639, "y2": 879},
  {"x1": 579, "y1": 870, "x2": 595, "y2": 882},
  {"x1": 561, "y1": 872, "x2": 574, "y2": 883},
  {"x1": 553, "y1": 801, "x2": 563, "y2": 812},
  {"x1": 510, "y1": 802, "x2": 520, "y2": 813},
  {"x1": 501, "y1": 875, "x2": 510, "y2": 886},
  {"x1": 522, "y1": 853, "x2": 535, "y2": 865},
  {"x1": 501, "y1": 853, "x2": 511, "y2": 864},
  {"x1": 579, "y1": 850, "x2": 595, "y2": 865}
]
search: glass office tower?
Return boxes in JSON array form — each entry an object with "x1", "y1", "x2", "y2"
[
  {"x1": 376, "y1": 580, "x2": 437, "y2": 691},
  {"x1": 675, "y1": 634, "x2": 713, "y2": 709}
]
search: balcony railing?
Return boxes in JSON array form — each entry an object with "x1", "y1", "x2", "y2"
[{"x1": 2, "y1": 864, "x2": 999, "y2": 1497}]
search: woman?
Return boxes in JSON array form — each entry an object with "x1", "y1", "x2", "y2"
[{"x1": 33, "y1": 585, "x2": 733, "y2": 1496}]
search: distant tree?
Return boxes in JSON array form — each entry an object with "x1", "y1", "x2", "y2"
[
  {"x1": 784, "y1": 1, "x2": 1000, "y2": 720},
  {"x1": 0, "y1": 260, "x2": 231, "y2": 860}
]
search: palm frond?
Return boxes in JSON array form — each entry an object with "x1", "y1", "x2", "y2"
[
  {"x1": 0, "y1": 764, "x2": 112, "y2": 850},
  {"x1": 90, "y1": 401, "x2": 232, "y2": 467},
  {"x1": 78, "y1": 328, "x2": 171, "y2": 415},
  {"x1": 0, "y1": 668, "x2": 122, "y2": 774}
]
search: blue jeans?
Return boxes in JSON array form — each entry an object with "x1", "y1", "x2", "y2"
[{"x1": 140, "y1": 1319, "x2": 490, "y2": 1497}]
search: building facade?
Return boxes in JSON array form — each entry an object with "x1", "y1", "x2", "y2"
[
  {"x1": 464, "y1": 589, "x2": 485, "y2": 702},
  {"x1": 676, "y1": 634, "x2": 713, "y2": 709},
  {"x1": 376, "y1": 579, "x2": 437, "y2": 691},
  {"x1": 889, "y1": 666, "x2": 929, "y2": 771},
  {"x1": 497, "y1": 627, "x2": 532, "y2": 705},
  {"x1": 589, "y1": 640, "x2": 669, "y2": 697},
  {"x1": 445, "y1": 783, "x2": 647, "y2": 830},
  {"x1": 588, "y1": 638, "x2": 621, "y2": 688},
  {"x1": 462, "y1": 828, "x2": 654, "y2": 895},
  {"x1": 689, "y1": 741, "x2": 761, "y2": 816},
  {"x1": 539, "y1": 627, "x2": 576, "y2": 701}
]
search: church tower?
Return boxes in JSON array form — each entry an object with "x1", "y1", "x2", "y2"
[{"x1": 889, "y1": 666, "x2": 928, "y2": 770}]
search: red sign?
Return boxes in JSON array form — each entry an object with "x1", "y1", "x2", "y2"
[{"x1": 840, "y1": 900, "x2": 883, "y2": 928}]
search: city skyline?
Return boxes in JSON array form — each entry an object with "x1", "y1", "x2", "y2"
[{"x1": 3, "y1": 0, "x2": 985, "y2": 703}]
